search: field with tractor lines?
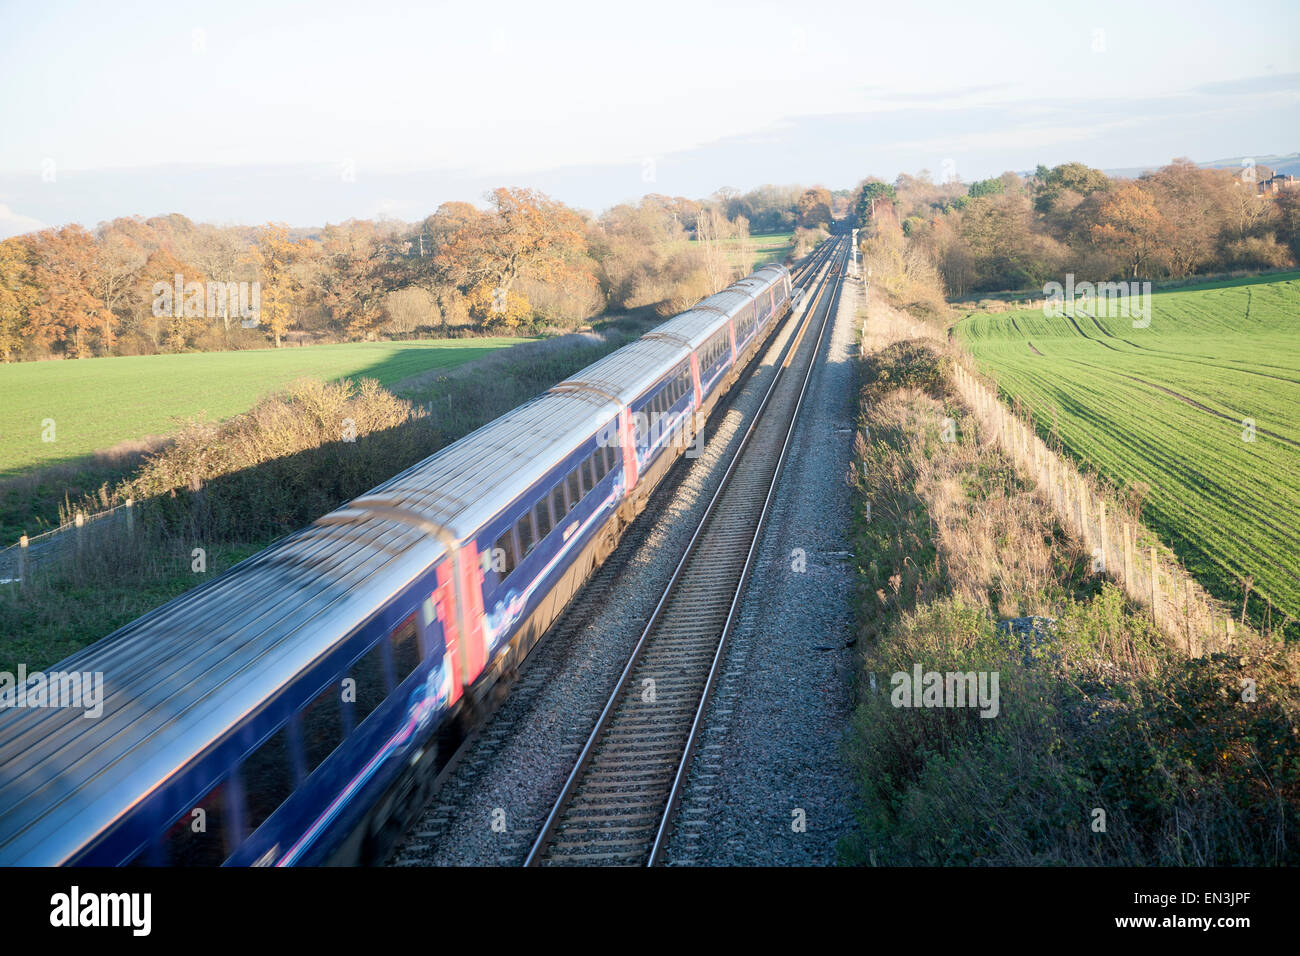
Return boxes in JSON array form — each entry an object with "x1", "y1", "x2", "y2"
[{"x1": 956, "y1": 273, "x2": 1300, "y2": 635}]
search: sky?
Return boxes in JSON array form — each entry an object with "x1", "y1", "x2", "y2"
[{"x1": 0, "y1": 0, "x2": 1297, "y2": 236}]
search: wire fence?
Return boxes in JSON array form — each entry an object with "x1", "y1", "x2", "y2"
[
  {"x1": 861, "y1": 287, "x2": 1251, "y2": 657},
  {"x1": 951, "y1": 363, "x2": 1243, "y2": 656},
  {"x1": 0, "y1": 498, "x2": 138, "y2": 585}
]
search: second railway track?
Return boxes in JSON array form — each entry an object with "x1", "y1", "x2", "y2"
[{"x1": 525, "y1": 235, "x2": 850, "y2": 866}]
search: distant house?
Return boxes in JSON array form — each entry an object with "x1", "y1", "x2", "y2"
[{"x1": 1258, "y1": 173, "x2": 1297, "y2": 195}]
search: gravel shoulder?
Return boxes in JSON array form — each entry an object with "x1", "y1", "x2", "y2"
[{"x1": 661, "y1": 271, "x2": 861, "y2": 866}]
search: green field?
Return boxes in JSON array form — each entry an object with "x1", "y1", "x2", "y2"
[
  {"x1": 682, "y1": 231, "x2": 795, "y2": 268},
  {"x1": 0, "y1": 337, "x2": 529, "y2": 480},
  {"x1": 956, "y1": 273, "x2": 1300, "y2": 632}
]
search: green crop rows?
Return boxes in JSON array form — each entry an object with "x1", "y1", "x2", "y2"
[{"x1": 956, "y1": 273, "x2": 1300, "y2": 633}]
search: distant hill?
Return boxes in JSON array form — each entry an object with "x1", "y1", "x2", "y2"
[{"x1": 1101, "y1": 153, "x2": 1300, "y2": 179}]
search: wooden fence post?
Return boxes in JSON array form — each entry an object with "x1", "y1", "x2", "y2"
[
  {"x1": 1098, "y1": 501, "x2": 1108, "y2": 574},
  {"x1": 18, "y1": 534, "x2": 27, "y2": 588},
  {"x1": 1076, "y1": 480, "x2": 1087, "y2": 543},
  {"x1": 1122, "y1": 523, "x2": 1133, "y2": 589},
  {"x1": 1150, "y1": 547, "x2": 1159, "y2": 627},
  {"x1": 1172, "y1": 574, "x2": 1183, "y2": 651}
]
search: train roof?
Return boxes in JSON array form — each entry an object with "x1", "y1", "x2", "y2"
[
  {"x1": 365, "y1": 388, "x2": 621, "y2": 539},
  {"x1": 554, "y1": 337, "x2": 691, "y2": 405},
  {"x1": 0, "y1": 512, "x2": 444, "y2": 864},
  {"x1": 654, "y1": 264, "x2": 788, "y2": 347},
  {"x1": 0, "y1": 260, "x2": 791, "y2": 865}
]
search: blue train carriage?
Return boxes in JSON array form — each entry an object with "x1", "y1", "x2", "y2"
[
  {"x1": 0, "y1": 510, "x2": 456, "y2": 867},
  {"x1": 0, "y1": 262, "x2": 793, "y2": 868}
]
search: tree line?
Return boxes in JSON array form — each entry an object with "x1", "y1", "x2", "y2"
[
  {"x1": 856, "y1": 159, "x2": 1300, "y2": 297},
  {"x1": 0, "y1": 184, "x2": 836, "y2": 363}
]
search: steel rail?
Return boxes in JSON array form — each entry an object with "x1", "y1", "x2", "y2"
[{"x1": 523, "y1": 237, "x2": 848, "y2": 866}]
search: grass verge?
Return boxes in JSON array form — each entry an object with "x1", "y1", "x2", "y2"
[{"x1": 842, "y1": 338, "x2": 1299, "y2": 865}]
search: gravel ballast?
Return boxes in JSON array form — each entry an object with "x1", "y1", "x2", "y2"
[
  {"x1": 391, "y1": 287, "x2": 825, "y2": 867},
  {"x1": 660, "y1": 269, "x2": 861, "y2": 866}
]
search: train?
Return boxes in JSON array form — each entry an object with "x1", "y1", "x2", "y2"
[{"x1": 0, "y1": 260, "x2": 798, "y2": 866}]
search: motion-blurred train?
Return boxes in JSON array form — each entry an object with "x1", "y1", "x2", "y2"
[{"x1": 0, "y1": 260, "x2": 798, "y2": 866}]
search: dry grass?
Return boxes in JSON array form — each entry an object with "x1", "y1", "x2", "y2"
[{"x1": 844, "y1": 331, "x2": 1300, "y2": 866}]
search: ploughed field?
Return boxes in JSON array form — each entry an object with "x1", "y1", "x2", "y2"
[
  {"x1": 955, "y1": 273, "x2": 1300, "y2": 632},
  {"x1": 0, "y1": 337, "x2": 528, "y2": 479}
]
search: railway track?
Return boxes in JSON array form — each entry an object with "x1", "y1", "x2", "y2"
[
  {"x1": 525, "y1": 235, "x2": 850, "y2": 866},
  {"x1": 389, "y1": 237, "x2": 842, "y2": 866}
]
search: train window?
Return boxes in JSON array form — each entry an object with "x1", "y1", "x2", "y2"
[
  {"x1": 300, "y1": 683, "x2": 343, "y2": 775},
  {"x1": 391, "y1": 615, "x2": 422, "y2": 685},
  {"x1": 604, "y1": 444, "x2": 617, "y2": 474},
  {"x1": 581, "y1": 456, "x2": 595, "y2": 494},
  {"x1": 494, "y1": 528, "x2": 518, "y2": 577},
  {"x1": 548, "y1": 484, "x2": 565, "y2": 522},
  {"x1": 164, "y1": 780, "x2": 231, "y2": 866},
  {"x1": 349, "y1": 641, "x2": 389, "y2": 727},
  {"x1": 591, "y1": 448, "x2": 607, "y2": 482},
  {"x1": 517, "y1": 512, "x2": 536, "y2": 556},
  {"x1": 240, "y1": 724, "x2": 295, "y2": 835},
  {"x1": 566, "y1": 469, "x2": 582, "y2": 508},
  {"x1": 534, "y1": 497, "x2": 552, "y2": 539}
]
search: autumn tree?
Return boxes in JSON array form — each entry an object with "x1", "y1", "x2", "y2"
[
  {"x1": 796, "y1": 187, "x2": 834, "y2": 229},
  {"x1": 188, "y1": 225, "x2": 253, "y2": 331},
  {"x1": 28, "y1": 225, "x2": 114, "y2": 357},
  {"x1": 1090, "y1": 183, "x2": 1169, "y2": 278},
  {"x1": 254, "y1": 223, "x2": 309, "y2": 347},
  {"x1": 0, "y1": 239, "x2": 39, "y2": 361},
  {"x1": 1142, "y1": 160, "x2": 1233, "y2": 276},
  {"x1": 694, "y1": 206, "x2": 732, "y2": 294},
  {"x1": 316, "y1": 222, "x2": 398, "y2": 339},
  {"x1": 95, "y1": 231, "x2": 146, "y2": 333},
  {"x1": 959, "y1": 192, "x2": 1060, "y2": 290},
  {"x1": 1274, "y1": 188, "x2": 1300, "y2": 261},
  {"x1": 414, "y1": 202, "x2": 482, "y2": 259},
  {"x1": 435, "y1": 188, "x2": 586, "y2": 326},
  {"x1": 135, "y1": 248, "x2": 208, "y2": 350}
]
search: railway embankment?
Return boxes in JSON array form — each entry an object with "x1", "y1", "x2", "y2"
[{"x1": 843, "y1": 292, "x2": 1299, "y2": 866}]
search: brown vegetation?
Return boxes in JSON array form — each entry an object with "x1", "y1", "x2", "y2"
[
  {"x1": 845, "y1": 333, "x2": 1300, "y2": 865},
  {"x1": 0, "y1": 185, "x2": 824, "y2": 362},
  {"x1": 858, "y1": 159, "x2": 1300, "y2": 296}
]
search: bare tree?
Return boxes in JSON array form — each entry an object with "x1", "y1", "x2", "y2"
[{"x1": 695, "y1": 206, "x2": 730, "y2": 294}]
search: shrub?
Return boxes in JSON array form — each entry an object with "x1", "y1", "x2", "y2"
[{"x1": 859, "y1": 339, "x2": 953, "y2": 403}]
